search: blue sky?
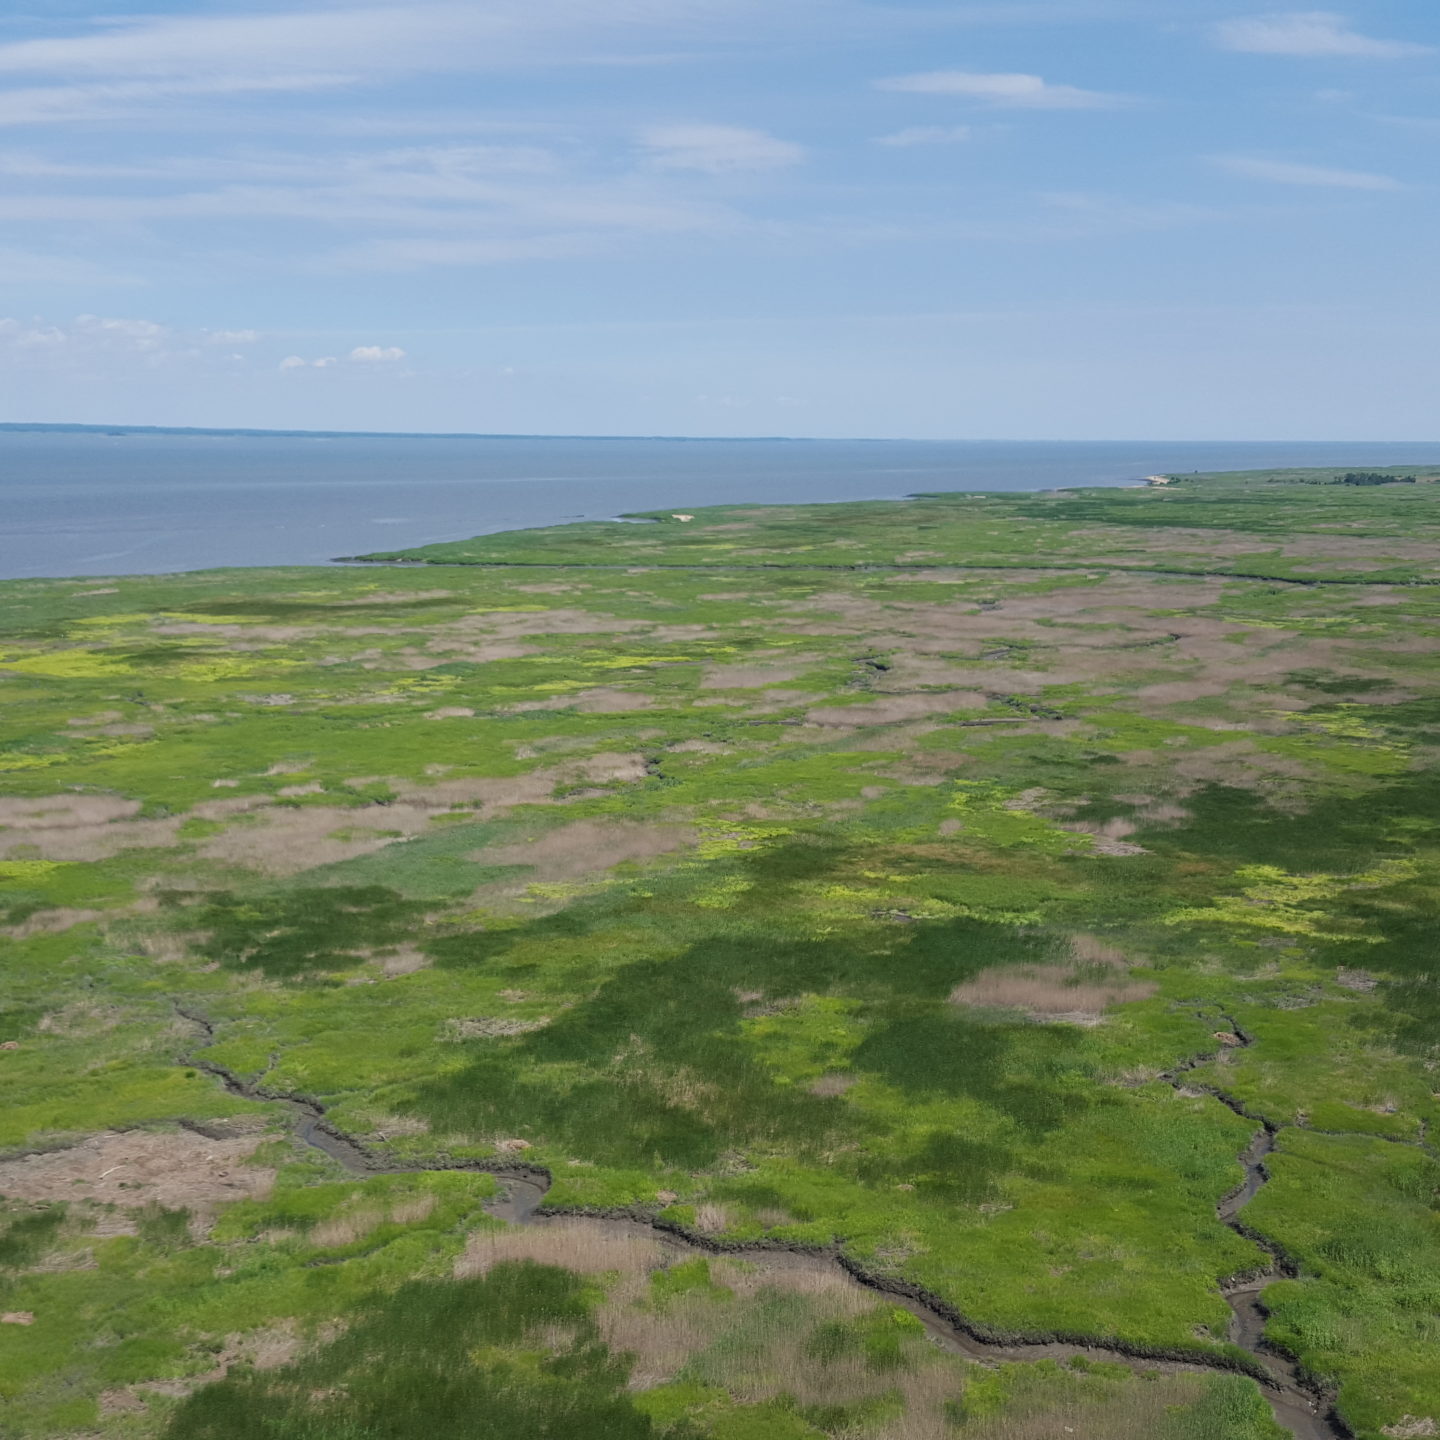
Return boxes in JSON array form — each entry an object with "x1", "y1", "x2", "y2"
[{"x1": 0, "y1": 1, "x2": 1435, "y2": 438}]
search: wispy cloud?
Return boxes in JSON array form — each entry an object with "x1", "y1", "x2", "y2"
[
  {"x1": 349, "y1": 344, "x2": 406, "y2": 361},
  {"x1": 873, "y1": 125, "x2": 973, "y2": 147},
  {"x1": 638, "y1": 124, "x2": 804, "y2": 173},
  {"x1": 0, "y1": 313, "x2": 182, "y2": 367},
  {"x1": 0, "y1": 2, "x2": 733, "y2": 126},
  {"x1": 1215, "y1": 12, "x2": 1429, "y2": 59},
  {"x1": 1213, "y1": 154, "x2": 1402, "y2": 189},
  {"x1": 874, "y1": 71, "x2": 1125, "y2": 109},
  {"x1": 0, "y1": 248, "x2": 137, "y2": 287}
]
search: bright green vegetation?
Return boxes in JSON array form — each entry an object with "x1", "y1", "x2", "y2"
[{"x1": 2, "y1": 467, "x2": 1438, "y2": 1439}]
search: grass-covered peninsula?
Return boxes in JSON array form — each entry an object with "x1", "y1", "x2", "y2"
[{"x1": 2, "y1": 468, "x2": 1438, "y2": 1440}]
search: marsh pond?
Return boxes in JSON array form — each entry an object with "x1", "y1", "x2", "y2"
[{"x1": 2, "y1": 466, "x2": 1439, "y2": 1440}]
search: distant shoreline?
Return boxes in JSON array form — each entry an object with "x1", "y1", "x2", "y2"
[
  {"x1": 7, "y1": 423, "x2": 1440, "y2": 446},
  {"x1": 1, "y1": 422, "x2": 816, "y2": 443}
]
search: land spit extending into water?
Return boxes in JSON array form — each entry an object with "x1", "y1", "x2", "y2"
[{"x1": 2, "y1": 465, "x2": 1439, "y2": 1440}]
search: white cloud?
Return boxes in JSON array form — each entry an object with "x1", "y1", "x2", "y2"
[
  {"x1": 639, "y1": 124, "x2": 804, "y2": 173},
  {"x1": 278, "y1": 355, "x2": 306, "y2": 370},
  {"x1": 206, "y1": 329, "x2": 260, "y2": 345},
  {"x1": 1215, "y1": 12, "x2": 1429, "y2": 59},
  {"x1": 280, "y1": 354, "x2": 338, "y2": 369},
  {"x1": 349, "y1": 344, "x2": 407, "y2": 361},
  {"x1": 873, "y1": 125, "x2": 973, "y2": 147},
  {"x1": 1213, "y1": 154, "x2": 1402, "y2": 189},
  {"x1": 875, "y1": 71, "x2": 1125, "y2": 108}
]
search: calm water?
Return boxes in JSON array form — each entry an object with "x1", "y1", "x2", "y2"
[{"x1": 4, "y1": 432, "x2": 1440, "y2": 580}]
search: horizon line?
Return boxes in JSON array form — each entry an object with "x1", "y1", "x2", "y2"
[{"x1": 5, "y1": 422, "x2": 1440, "y2": 446}]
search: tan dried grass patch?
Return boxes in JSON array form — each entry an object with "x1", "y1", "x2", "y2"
[
  {"x1": 949, "y1": 958, "x2": 1156, "y2": 1025},
  {"x1": 693, "y1": 1203, "x2": 732, "y2": 1234},
  {"x1": 442, "y1": 1016, "x2": 550, "y2": 1040},
  {"x1": 470, "y1": 818, "x2": 695, "y2": 883},
  {"x1": 388, "y1": 1193, "x2": 437, "y2": 1224},
  {"x1": 310, "y1": 1208, "x2": 385, "y2": 1248},
  {"x1": 1169, "y1": 741, "x2": 1316, "y2": 794},
  {"x1": 0, "y1": 1129, "x2": 274, "y2": 1219},
  {"x1": 65, "y1": 710, "x2": 126, "y2": 728},
  {"x1": 377, "y1": 946, "x2": 430, "y2": 977},
  {"x1": 195, "y1": 756, "x2": 650, "y2": 876},
  {"x1": 806, "y1": 691, "x2": 990, "y2": 727},
  {"x1": 503, "y1": 687, "x2": 654, "y2": 714},
  {"x1": 2, "y1": 907, "x2": 106, "y2": 938},
  {"x1": 0, "y1": 794, "x2": 141, "y2": 829},
  {"x1": 701, "y1": 658, "x2": 817, "y2": 689},
  {"x1": 455, "y1": 1218, "x2": 667, "y2": 1278}
]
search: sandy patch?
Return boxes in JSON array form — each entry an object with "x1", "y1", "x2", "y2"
[
  {"x1": 809, "y1": 1073, "x2": 858, "y2": 1098},
  {"x1": 471, "y1": 818, "x2": 695, "y2": 883},
  {"x1": 425, "y1": 707, "x2": 475, "y2": 719},
  {"x1": 0, "y1": 1129, "x2": 274, "y2": 1220}
]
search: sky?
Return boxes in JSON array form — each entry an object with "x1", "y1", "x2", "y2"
[{"x1": 0, "y1": 0, "x2": 1435, "y2": 439}]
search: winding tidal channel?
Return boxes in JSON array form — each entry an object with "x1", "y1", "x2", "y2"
[{"x1": 172, "y1": 1004, "x2": 1348, "y2": 1440}]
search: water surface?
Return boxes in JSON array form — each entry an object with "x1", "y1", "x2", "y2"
[{"x1": 5, "y1": 432, "x2": 1439, "y2": 580}]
